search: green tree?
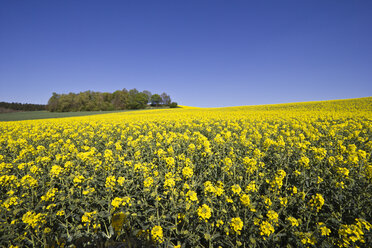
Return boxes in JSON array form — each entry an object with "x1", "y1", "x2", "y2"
[
  {"x1": 47, "y1": 93, "x2": 60, "y2": 112},
  {"x1": 46, "y1": 88, "x2": 172, "y2": 112},
  {"x1": 150, "y1": 94, "x2": 162, "y2": 106},
  {"x1": 137, "y1": 92, "x2": 149, "y2": 108},
  {"x1": 161, "y1": 92, "x2": 171, "y2": 105},
  {"x1": 143, "y1": 90, "x2": 152, "y2": 103},
  {"x1": 169, "y1": 102, "x2": 178, "y2": 108},
  {"x1": 128, "y1": 89, "x2": 140, "y2": 109}
]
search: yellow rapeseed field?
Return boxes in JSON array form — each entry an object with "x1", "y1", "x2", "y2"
[{"x1": 0, "y1": 97, "x2": 371, "y2": 247}]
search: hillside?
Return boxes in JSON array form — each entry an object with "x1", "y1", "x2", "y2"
[{"x1": 1, "y1": 97, "x2": 371, "y2": 247}]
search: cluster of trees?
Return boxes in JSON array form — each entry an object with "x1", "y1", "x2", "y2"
[
  {"x1": 0, "y1": 101, "x2": 46, "y2": 112},
  {"x1": 47, "y1": 89, "x2": 177, "y2": 112}
]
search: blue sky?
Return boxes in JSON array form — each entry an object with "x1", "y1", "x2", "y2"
[{"x1": 0, "y1": 0, "x2": 371, "y2": 107}]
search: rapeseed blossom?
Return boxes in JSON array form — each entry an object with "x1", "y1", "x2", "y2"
[
  {"x1": 308, "y1": 193, "x2": 325, "y2": 212},
  {"x1": 151, "y1": 225, "x2": 163, "y2": 243},
  {"x1": 287, "y1": 216, "x2": 299, "y2": 227},
  {"x1": 22, "y1": 211, "x2": 46, "y2": 229},
  {"x1": 240, "y1": 194, "x2": 250, "y2": 206},
  {"x1": 230, "y1": 217, "x2": 243, "y2": 234},
  {"x1": 260, "y1": 221, "x2": 275, "y2": 237},
  {"x1": 231, "y1": 184, "x2": 242, "y2": 195},
  {"x1": 0, "y1": 97, "x2": 371, "y2": 247},
  {"x1": 197, "y1": 204, "x2": 212, "y2": 221}
]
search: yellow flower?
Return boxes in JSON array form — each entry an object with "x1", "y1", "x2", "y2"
[
  {"x1": 264, "y1": 197, "x2": 272, "y2": 208},
  {"x1": 144, "y1": 177, "x2": 154, "y2": 188},
  {"x1": 216, "y1": 219, "x2": 224, "y2": 227},
  {"x1": 22, "y1": 211, "x2": 46, "y2": 229},
  {"x1": 215, "y1": 185, "x2": 224, "y2": 196},
  {"x1": 276, "y1": 169, "x2": 286, "y2": 179},
  {"x1": 30, "y1": 165, "x2": 42, "y2": 174},
  {"x1": 328, "y1": 156, "x2": 336, "y2": 165},
  {"x1": 336, "y1": 181, "x2": 345, "y2": 189},
  {"x1": 197, "y1": 204, "x2": 212, "y2": 221},
  {"x1": 356, "y1": 218, "x2": 371, "y2": 231},
  {"x1": 117, "y1": 177, "x2": 125, "y2": 186},
  {"x1": 50, "y1": 165, "x2": 64, "y2": 178},
  {"x1": 204, "y1": 181, "x2": 216, "y2": 195},
  {"x1": 20, "y1": 175, "x2": 38, "y2": 188},
  {"x1": 298, "y1": 156, "x2": 310, "y2": 169},
  {"x1": 1, "y1": 196, "x2": 19, "y2": 210},
  {"x1": 230, "y1": 217, "x2": 243, "y2": 234},
  {"x1": 186, "y1": 190, "x2": 198, "y2": 202},
  {"x1": 299, "y1": 232, "x2": 316, "y2": 245},
  {"x1": 82, "y1": 186, "x2": 95, "y2": 195},
  {"x1": 308, "y1": 193, "x2": 325, "y2": 212},
  {"x1": 231, "y1": 184, "x2": 242, "y2": 195},
  {"x1": 287, "y1": 216, "x2": 299, "y2": 227},
  {"x1": 267, "y1": 210, "x2": 278, "y2": 224},
  {"x1": 279, "y1": 197, "x2": 288, "y2": 207},
  {"x1": 56, "y1": 210, "x2": 65, "y2": 216},
  {"x1": 46, "y1": 203, "x2": 56, "y2": 210},
  {"x1": 225, "y1": 196, "x2": 233, "y2": 203},
  {"x1": 111, "y1": 197, "x2": 131, "y2": 210},
  {"x1": 182, "y1": 166, "x2": 193, "y2": 179},
  {"x1": 317, "y1": 176, "x2": 323, "y2": 184},
  {"x1": 260, "y1": 221, "x2": 275, "y2": 237},
  {"x1": 188, "y1": 143, "x2": 196, "y2": 153},
  {"x1": 246, "y1": 181, "x2": 258, "y2": 192},
  {"x1": 165, "y1": 157, "x2": 175, "y2": 167},
  {"x1": 164, "y1": 178, "x2": 175, "y2": 188},
  {"x1": 40, "y1": 188, "x2": 58, "y2": 202},
  {"x1": 81, "y1": 211, "x2": 97, "y2": 225},
  {"x1": 336, "y1": 167, "x2": 349, "y2": 178},
  {"x1": 317, "y1": 222, "x2": 331, "y2": 236},
  {"x1": 105, "y1": 176, "x2": 116, "y2": 190},
  {"x1": 240, "y1": 194, "x2": 250, "y2": 207},
  {"x1": 292, "y1": 186, "x2": 298, "y2": 194},
  {"x1": 151, "y1": 225, "x2": 163, "y2": 243},
  {"x1": 243, "y1": 157, "x2": 258, "y2": 174},
  {"x1": 73, "y1": 175, "x2": 85, "y2": 185}
]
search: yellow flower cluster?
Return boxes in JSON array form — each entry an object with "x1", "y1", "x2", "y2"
[
  {"x1": 308, "y1": 193, "x2": 325, "y2": 212},
  {"x1": 143, "y1": 176, "x2": 154, "y2": 188},
  {"x1": 81, "y1": 211, "x2": 97, "y2": 225},
  {"x1": 40, "y1": 188, "x2": 58, "y2": 202},
  {"x1": 317, "y1": 222, "x2": 331, "y2": 236},
  {"x1": 50, "y1": 165, "x2": 63, "y2": 178},
  {"x1": 151, "y1": 225, "x2": 163, "y2": 243},
  {"x1": 22, "y1": 211, "x2": 46, "y2": 229},
  {"x1": 230, "y1": 217, "x2": 243, "y2": 234},
  {"x1": 0, "y1": 97, "x2": 371, "y2": 247},
  {"x1": 287, "y1": 216, "x2": 299, "y2": 227},
  {"x1": 259, "y1": 221, "x2": 275, "y2": 237},
  {"x1": 338, "y1": 218, "x2": 371, "y2": 247},
  {"x1": 270, "y1": 169, "x2": 286, "y2": 191},
  {"x1": 105, "y1": 176, "x2": 116, "y2": 190},
  {"x1": 197, "y1": 204, "x2": 212, "y2": 221},
  {"x1": 111, "y1": 196, "x2": 131, "y2": 210}
]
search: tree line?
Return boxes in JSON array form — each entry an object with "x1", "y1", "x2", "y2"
[
  {"x1": 47, "y1": 89, "x2": 177, "y2": 112},
  {"x1": 0, "y1": 101, "x2": 46, "y2": 112}
]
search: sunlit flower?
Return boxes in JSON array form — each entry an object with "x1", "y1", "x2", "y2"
[{"x1": 197, "y1": 204, "x2": 212, "y2": 221}]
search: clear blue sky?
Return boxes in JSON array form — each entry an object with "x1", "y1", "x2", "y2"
[{"x1": 0, "y1": 0, "x2": 371, "y2": 107}]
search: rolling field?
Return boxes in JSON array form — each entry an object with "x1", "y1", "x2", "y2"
[
  {"x1": 0, "y1": 110, "x2": 140, "y2": 122},
  {"x1": 0, "y1": 97, "x2": 371, "y2": 247}
]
